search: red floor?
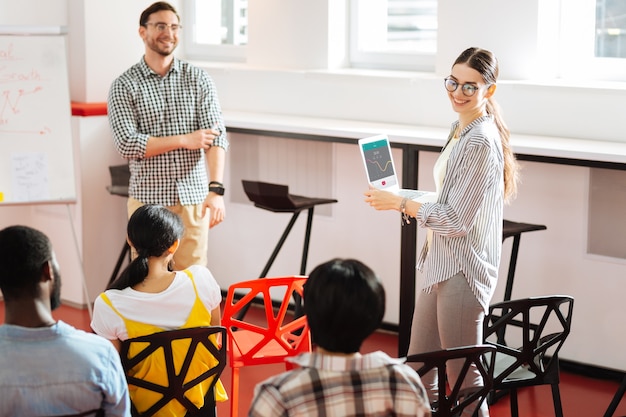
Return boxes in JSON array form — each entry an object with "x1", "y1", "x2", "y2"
[{"x1": 2, "y1": 302, "x2": 625, "y2": 417}]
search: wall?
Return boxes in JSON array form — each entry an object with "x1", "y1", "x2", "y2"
[
  {"x1": 0, "y1": 0, "x2": 625, "y2": 370},
  {"x1": 198, "y1": 0, "x2": 626, "y2": 371},
  {"x1": 0, "y1": 0, "x2": 85, "y2": 306}
]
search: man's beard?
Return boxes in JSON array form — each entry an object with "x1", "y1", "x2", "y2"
[
  {"x1": 147, "y1": 37, "x2": 177, "y2": 57},
  {"x1": 50, "y1": 263, "x2": 62, "y2": 311}
]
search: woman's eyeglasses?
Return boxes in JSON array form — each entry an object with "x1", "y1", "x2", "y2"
[
  {"x1": 145, "y1": 23, "x2": 182, "y2": 33},
  {"x1": 444, "y1": 77, "x2": 482, "y2": 97}
]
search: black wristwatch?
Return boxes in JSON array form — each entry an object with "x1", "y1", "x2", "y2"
[{"x1": 209, "y1": 181, "x2": 225, "y2": 196}]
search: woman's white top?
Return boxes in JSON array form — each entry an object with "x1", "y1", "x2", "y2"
[{"x1": 90, "y1": 264, "x2": 222, "y2": 341}]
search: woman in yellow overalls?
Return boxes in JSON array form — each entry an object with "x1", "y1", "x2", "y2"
[{"x1": 91, "y1": 204, "x2": 227, "y2": 415}]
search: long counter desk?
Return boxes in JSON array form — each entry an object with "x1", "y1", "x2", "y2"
[{"x1": 223, "y1": 110, "x2": 626, "y2": 357}]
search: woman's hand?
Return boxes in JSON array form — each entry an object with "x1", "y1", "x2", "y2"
[{"x1": 363, "y1": 186, "x2": 403, "y2": 211}]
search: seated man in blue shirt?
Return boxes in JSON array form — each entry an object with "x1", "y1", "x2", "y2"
[
  {"x1": 0, "y1": 225, "x2": 130, "y2": 417},
  {"x1": 249, "y1": 258, "x2": 431, "y2": 417}
]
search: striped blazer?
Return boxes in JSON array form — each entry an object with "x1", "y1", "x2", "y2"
[{"x1": 416, "y1": 115, "x2": 504, "y2": 312}]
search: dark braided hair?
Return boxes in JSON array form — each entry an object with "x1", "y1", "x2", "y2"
[{"x1": 108, "y1": 205, "x2": 184, "y2": 290}]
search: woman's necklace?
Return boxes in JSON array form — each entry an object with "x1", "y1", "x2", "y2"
[{"x1": 454, "y1": 123, "x2": 463, "y2": 138}]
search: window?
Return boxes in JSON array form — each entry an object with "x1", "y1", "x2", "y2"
[
  {"x1": 560, "y1": 0, "x2": 626, "y2": 81},
  {"x1": 350, "y1": 0, "x2": 437, "y2": 71},
  {"x1": 183, "y1": 0, "x2": 247, "y2": 62},
  {"x1": 595, "y1": 0, "x2": 626, "y2": 58}
]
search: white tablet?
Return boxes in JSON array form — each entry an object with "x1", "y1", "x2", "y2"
[
  {"x1": 358, "y1": 134, "x2": 437, "y2": 202},
  {"x1": 358, "y1": 134, "x2": 400, "y2": 192}
]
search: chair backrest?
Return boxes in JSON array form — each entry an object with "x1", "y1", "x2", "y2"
[
  {"x1": 242, "y1": 180, "x2": 296, "y2": 211},
  {"x1": 107, "y1": 164, "x2": 130, "y2": 197},
  {"x1": 222, "y1": 276, "x2": 311, "y2": 367},
  {"x1": 119, "y1": 326, "x2": 227, "y2": 417},
  {"x1": 483, "y1": 295, "x2": 574, "y2": 386},
  {"x1": 406, "y1": 344, "x2": 496, "y2": 417}
]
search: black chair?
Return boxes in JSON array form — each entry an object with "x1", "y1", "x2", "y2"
[
  {"x1": 501, "y1": 220, "x2": 547, "y2": 301},
  {"x1": 483, "y1": 295, "x2": 574, "y2": 417},
  {"x1": 106, "y1": 164, "x2": 131, "y2": 286},
  {"x1": 119, "y1": 326, "x2": 227, "y2": 417},
  {"x1": 406, "y1": 344, "x2": 496, "y2": 417},
  {"x1": 604, "y1": 373, "x2": 626, "y2": 417}
]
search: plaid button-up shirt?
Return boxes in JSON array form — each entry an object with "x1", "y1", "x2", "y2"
[
  {"x1": 108, "y1": 57, "x2": 228, "y2": 206},
  {"x1": 249, "y1": 351, "x2": 431, "y2": 417}
]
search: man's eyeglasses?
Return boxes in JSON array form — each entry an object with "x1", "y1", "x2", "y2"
[
  {"x1": 145, "y1": 23, "x2": 182, "y2": 33},
  {"x1": 444, "y1": 77, "x2": 483, "y2": 97}
]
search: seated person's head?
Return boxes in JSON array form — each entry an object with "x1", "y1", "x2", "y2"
[
  {"x1": 108, "y1": 204, "x2": 184, "y2": 290},
  {"x1": 0, "y1": 226, "x2": 61, "y2": 309},
  {"x1": 304, "y1": 258, "x2": 385, "y2": 354},
  {"x1": 127, "y1": 204, "x2": 183, "y2": 259}
]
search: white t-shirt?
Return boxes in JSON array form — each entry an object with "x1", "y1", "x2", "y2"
[{"x1": 90, "y1": 265, "x2": 222, "y2": 341}]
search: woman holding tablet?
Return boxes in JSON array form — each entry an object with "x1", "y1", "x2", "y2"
[{"x1": 364, "y1": 47, "x2": 519, "y2": 417}]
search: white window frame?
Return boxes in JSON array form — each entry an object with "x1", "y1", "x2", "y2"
[
  {"x1": 182, "y1": 0, "x2": 247, "y2": 63},
  {"x1": 349, "y1": 0, "x2": 436, "y2": 72}
]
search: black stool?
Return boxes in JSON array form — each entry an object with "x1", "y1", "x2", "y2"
[
  {"x1": 240, "y1": 180, "x2": 338, "y2": 318},
  {"x1": 242, "y1": 180, "x2": 338, "y2": 278},
  {"x1": 106, "y1": 164, "x2": 131, "y2": 287},
  {"x1": 501, "y1": 219, "x2": 547, "y2": 301}
]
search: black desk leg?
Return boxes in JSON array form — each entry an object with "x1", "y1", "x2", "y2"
[
  {"x1": 504, "y1": 235, "x2": 522, "y2": 302},
  {"x1": 398, "y1": 145, "x2": 419, "y2": 357},
  {"x1": 399, "y1": 220, "x2": 417, "y2": 357}
]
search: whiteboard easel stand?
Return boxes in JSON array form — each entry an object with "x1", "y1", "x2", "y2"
[
  {"x1": 0, "y1": 30, "x2": 87, "y2": 316},
  {"x1": 65, "y1": 203, "x2": 93, "y2": 320}
]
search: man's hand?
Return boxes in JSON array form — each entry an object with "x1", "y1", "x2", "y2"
[
  {"x1": 183, "y1": 128, "x2": 220, "y2": 151},
  {"x1": 202, "y1": 192, "x2": 225, "y2": 228}
]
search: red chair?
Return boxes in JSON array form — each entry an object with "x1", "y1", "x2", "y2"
[{"x1": 222, "y1": 276, "x2": 311, "y2": 417}]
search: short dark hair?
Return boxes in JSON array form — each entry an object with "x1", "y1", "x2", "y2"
[
  {"x1": 0, "y1": 226, "x2": 52, "y2": 300},
  {"x1": 304, "y1": 259, "x2": 385, "y2": 353},
  {"x1": 108, "y1": 205, "x2": 184, "y2": 290},
  {"x1": 139, "y1": 1, "x2": 180, "y2": 27}
]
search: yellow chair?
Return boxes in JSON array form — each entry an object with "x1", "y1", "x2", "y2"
[{"x1": 119, "y1": 326, "x2": 227, "y2": 417}]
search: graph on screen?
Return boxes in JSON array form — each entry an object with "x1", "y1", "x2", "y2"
[{"x1": 362, "y1": 139, "x2": 395, "y2": 182}]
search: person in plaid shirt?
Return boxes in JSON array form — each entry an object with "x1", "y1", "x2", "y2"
[
  {"x1": 108, "y1": 1, "x2": 228, "y2": 269},
  {"x1": 249, "y1": 259, "x2": 431, "y2": 417}
]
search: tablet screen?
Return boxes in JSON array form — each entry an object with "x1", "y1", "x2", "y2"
[{"x1": 359, "y1": 135, "x2": 399, "y2": 190}]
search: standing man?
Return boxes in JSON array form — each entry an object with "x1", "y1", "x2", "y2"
[
  {"x1": 0, "y1": 226, "x2": 130, "y2": 417},
  {"x1": 108, "y1": 1, "x2": 228, "y2": 270}
]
